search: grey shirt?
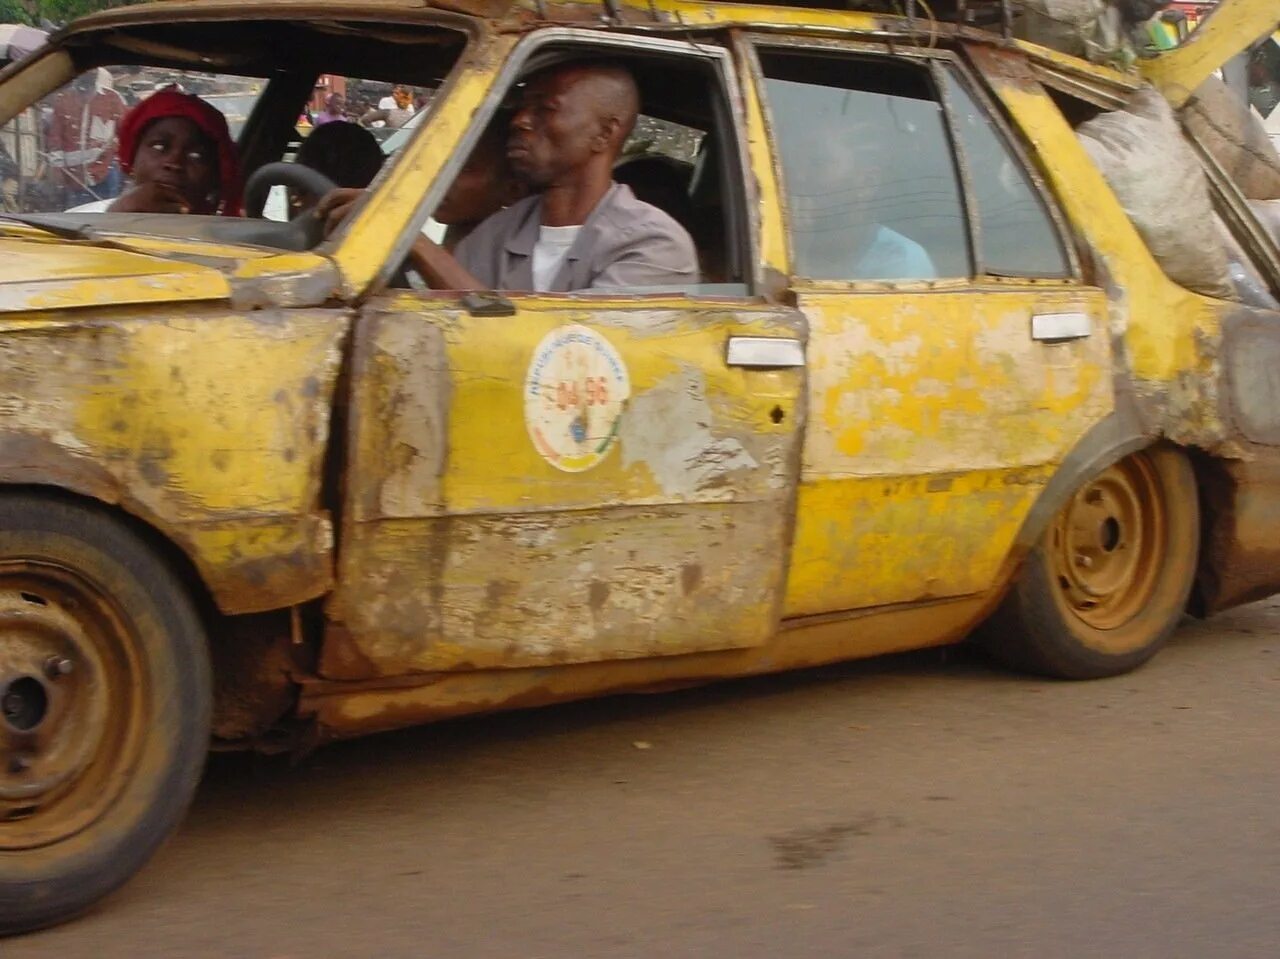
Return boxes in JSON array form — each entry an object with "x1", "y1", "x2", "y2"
[{"x1": 454, "y1": 183, "x2": 699, "y2": 292}]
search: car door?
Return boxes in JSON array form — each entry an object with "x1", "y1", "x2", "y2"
[
  {"x1": 744, "y1": 39, "x2": 1114, "y2": 619},
  {"x1": 320, "y1": 33, "x2": 807, "y2": 679}
]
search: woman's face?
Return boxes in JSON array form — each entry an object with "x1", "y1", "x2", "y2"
[{"x1": 132, "y1": 116, "x2": 219, "y2": 211}]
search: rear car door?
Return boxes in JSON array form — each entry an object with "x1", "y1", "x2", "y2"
[{"x1": 746, "y1": 39, "x2": 1114, "y2": 618}]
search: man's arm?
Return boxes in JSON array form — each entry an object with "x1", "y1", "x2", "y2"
[
  {"x1": 405, "y1": 234, "x2": 487, "y2": 290},
  {"x1": 315, "y1": 188, "x2": 488, "y2": 290}
]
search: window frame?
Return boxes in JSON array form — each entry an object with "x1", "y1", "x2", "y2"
[
  {"x1": 933, "y1": 57, "x2": 1078, "y2": 282},
  {"x1": 374, "y1": 27, "x2": 761, "y2": 299},
  {"x1": 747, "y1": 34, "x2": 1080, "y2": 288}
]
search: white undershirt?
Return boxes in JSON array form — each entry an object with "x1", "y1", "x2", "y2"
[{"x1": 531, "y1": 224, "x2": 582, "y2": 292}]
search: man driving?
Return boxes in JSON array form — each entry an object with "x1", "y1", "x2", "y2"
[{"x1": 319, "y1": 61, "x2": 699, "y2": 292}]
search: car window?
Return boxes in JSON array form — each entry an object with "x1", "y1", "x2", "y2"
[
  {"x1": 0, "y1": 18, "x2": 466, "y2": 219},
  {"x1": 1251, "y1": 33, "x2": 1280, "y2": 147},
  {"x1": 939, "y1": 71, "x2": 1070, "y2": 278},
  {"x1": 757, "y1": 49, "x2": 970, "y2": 282},
  {"x1": 410, "y1": 39, "x2": 751, "y2": 293},
  {"x1": 3, "y1": 66, "x2": 265, "y2": 214}
]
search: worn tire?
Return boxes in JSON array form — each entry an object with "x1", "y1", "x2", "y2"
[
  {"x1": 979, "y1": 446, "x2": 1199, "y2": 680},
  {"x1": 0, "y1": 494, "x2": 211, "y2": 935}
]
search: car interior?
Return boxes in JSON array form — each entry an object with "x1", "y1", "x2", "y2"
[{"x1": 0, "y1": 18, "x2": 754, "y2": 294}]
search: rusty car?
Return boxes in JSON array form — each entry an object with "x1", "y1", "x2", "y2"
[{"x1": 1, "y1": 0, "x2": 1279, "y2": 934}]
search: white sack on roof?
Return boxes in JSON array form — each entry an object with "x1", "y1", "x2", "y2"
[
  {"x1": 1078, "y1": 84, "x2": 1235, "y2": 300},
  {"x1": 1181, "y1": 75, "x2": 1280, "y2": 201},
  {"x1": 1248, "y1": 199, "x2": 1280, "y2": 246}
]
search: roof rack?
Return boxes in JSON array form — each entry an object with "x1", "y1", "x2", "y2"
[{"x1": 743, "y1": 1, "x2": 1018, "y2": 39}]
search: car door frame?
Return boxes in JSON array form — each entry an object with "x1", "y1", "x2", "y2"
[
  {"x1": 318, "y1": 28, "x2": 812, "y2": 679},
  {"x1": 738, "y1": 31, "x2": 1116, "y2": 619}
]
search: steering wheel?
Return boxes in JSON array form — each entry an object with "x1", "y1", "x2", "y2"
[{"x1": 242, "y1": 161, "x2": 340, "y2": 249}]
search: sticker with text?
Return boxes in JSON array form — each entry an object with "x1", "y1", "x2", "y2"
[{"x1": 524, "y1": 325, "x2": 630, "y2": 472}]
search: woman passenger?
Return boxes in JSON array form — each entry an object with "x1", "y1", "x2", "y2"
[{"x1": 107, "y1": 90, "x2": 242, "y2": 215}]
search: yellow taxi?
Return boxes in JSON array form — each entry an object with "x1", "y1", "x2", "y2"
[{"x1": 0, "y1": 0, "x2": 1278, "y2": 933}]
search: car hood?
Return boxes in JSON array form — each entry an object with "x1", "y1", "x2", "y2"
[{"x1": 0, "y1": 216, "x2": 331, "y2": 314}]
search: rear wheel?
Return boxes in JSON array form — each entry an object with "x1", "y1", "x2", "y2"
[
  {"x1": 979, "y1": 446, "x2": 1199, "y2": 679},
  {"x1": 0, "y1": 494, "x2": 211, "y2": 935}
]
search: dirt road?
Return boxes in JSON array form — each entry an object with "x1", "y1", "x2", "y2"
[{"x1": 11, "y1": 598, "x2": 1280, "y2": 958}]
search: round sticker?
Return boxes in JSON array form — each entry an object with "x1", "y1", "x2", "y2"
[{"x1": 524, "y1": 325, "x2": 631, "y2": 472}]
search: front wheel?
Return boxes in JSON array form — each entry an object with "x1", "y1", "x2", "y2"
[
  {"x1": 0, "y1": 494, "x2": 211, "y2": 935},
  {"x1": 978, "y1": 446, "x2": 1200, "y2": 679}
]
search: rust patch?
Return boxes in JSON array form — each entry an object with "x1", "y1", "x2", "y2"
[
  {"x1": 1194, "y1": 452, "x2": 1280, "y2": 615},
  {"x1": 588, "y1": 579, "x2": 610, "y2": 611},
  {"x1": 317, "y1": 621, "x2": 383, "y2": 681},
  {"x1": 209, "y1": 610, "x2": 299, "y2": 742},
  {"x1": 681, "y1": 562, "x2": 702, "y2": 595}
]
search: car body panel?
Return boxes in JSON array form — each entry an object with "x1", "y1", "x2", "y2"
[
  {"x1": 323, "y1": 293, "x2": 805, "y2": 677},
  {"x1": 0, "y1": 0, "x2": 1276, "y2": 742},
  {"x1": 0, "y1": 303, "x2": 346, "y2": 613},
  {"x1": 784, "y1": 286, "x2": 1112, "y2": 616},
  {"x1": 0, "y1": 234, "x2": 231, "y2": 313}
]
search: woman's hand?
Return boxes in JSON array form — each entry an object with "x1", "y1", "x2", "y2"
[{"x1": 107, "y1": 182, "x2": 197, "y2": 214}]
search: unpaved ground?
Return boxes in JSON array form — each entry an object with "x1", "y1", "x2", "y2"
[{"x1": 11, "y1": 598, "x2": 1280, "y2": 958}]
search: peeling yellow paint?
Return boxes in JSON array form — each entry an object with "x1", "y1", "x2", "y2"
[
  {"x1": 326, "y1": 295, "x2": 805, "y2": 675},
  {"x1": 0, "y1": 307, "x2": 348, "y2": 612},
  {"x1": 785, "y1": 287, "x2": 1111, "y2": 617}
]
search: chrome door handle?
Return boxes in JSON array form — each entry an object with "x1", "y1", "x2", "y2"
[
  {"x1": 726, "y1": 336, "x2": 805, "y2": 368},
  {"x1": 1031, "y1": 312, "x2": 1091, "y2": 342}
]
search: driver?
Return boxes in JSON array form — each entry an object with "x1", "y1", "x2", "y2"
[
  {"x1": 317, "y1": 61, "x2": 698, "y2": 292},
  {"x1": 107, "y1": 90, "x2": 243, "y2": 216}
]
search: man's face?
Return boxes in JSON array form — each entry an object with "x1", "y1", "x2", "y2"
[
  {"x1": 392, "y1": 87, "x2": 412, "y2": 109},
  {"x1": 506, "y1": 68, "x2": 607, "y2": 188},
  {"x1": 329, "y1": 94, "x2": 345, "y2": 114}
]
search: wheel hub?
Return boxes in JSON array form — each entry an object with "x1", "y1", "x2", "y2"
[
  {"x1": 2, "y1": 675, "x2": 51, "y2": 733},
  {"x1": 0, "y1": 563, "x2": 142, "y2": 848},
  {"x1": 1049, "y1": 457, "x2": 1166, "y2": 635}
]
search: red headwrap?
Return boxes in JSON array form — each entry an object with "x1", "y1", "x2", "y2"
[{"x1": 117, "y1": 90, "x2": 243, "y2": 216}]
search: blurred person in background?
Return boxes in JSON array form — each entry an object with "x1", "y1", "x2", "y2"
[
  {"x1": 48, "y1": 68, "x2": 126, "y2": 207},
  {"x1": 313, "y1": 92, "x2": 348, "y2": 126},
  {"x1": 362, "y1": 84, "x2": 415, "y2": 129}
]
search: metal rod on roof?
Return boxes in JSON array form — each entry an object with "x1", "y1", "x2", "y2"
[
  {"x1": 1001, "y1": 0, "x2": 1013, "y2": 39},
  {"x1": 905, "y1": 0, "x2": 916, "y2": 34},
  {"x1": 957, "y1": 0, "x2": 966, "y2": 27}
]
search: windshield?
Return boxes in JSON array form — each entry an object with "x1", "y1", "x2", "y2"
[
  {"x1": 2, "y1": 66, "x2": 265, "y2": 214},
  {"x1": 0, "y1": 17, "x2": 466, "y2": 218}
]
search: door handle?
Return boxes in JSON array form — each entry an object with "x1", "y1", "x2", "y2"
[
  {"x1": 726, "y1": 336, "x2": 805, "y2": 368},
  {"x1": 1031, "y1": 312, "x2": 1091, "y2": 342}
]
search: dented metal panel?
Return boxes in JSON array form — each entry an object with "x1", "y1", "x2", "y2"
[
  {"x1": 324, "y1": 296, "x2": 805, "y2": 677},
  {"x1": 785, "y1": 287, "x2": 1113, "y2": 617},
  {"x1": 0, "y1": 305, "x2": 348, "y2": 612}
]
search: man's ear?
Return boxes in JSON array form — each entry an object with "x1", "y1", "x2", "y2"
[{"x1": 594, "y1": 115, "x2": 622, "y2": 153}]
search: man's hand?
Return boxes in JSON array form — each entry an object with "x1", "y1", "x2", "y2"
[
  {"x1": 108, "y1": 182, "x2": 194, "y2": 214},
  {"x1": 314, "y1": 187, "x2": 366, "y2": 237}
]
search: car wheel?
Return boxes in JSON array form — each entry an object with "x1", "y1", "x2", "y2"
[
  {"x1": 979, "y1": 446, "x2": 1199, "y2": 679},
  {"x1": 0, "y1": 494, "x2": 211, "y2": 935}
]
